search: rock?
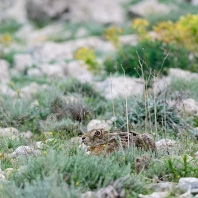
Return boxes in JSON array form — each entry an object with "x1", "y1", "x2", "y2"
[
  {"x1": 0, "y1": 172, "x2": 6, "y2": 181},
  {"x1": 87, "y1": 119, "x2": 111, "y2": 132},
  {"x1": 192, "y1": 0, "x2": 198, "y2": 5},
  {"x1": 128, "y1": 0, "x2": 175, "y2": 18},
  {"x1": 138, "y1": 191, "x2": 169, "y2": 198},
  {"x1": 36, "y1": 141, "x2": 44, "y2": 149},
  {"x1": 153, "y1": 77, "x2": 171, "y2": 95},
  {"x1": 1, "y1": 0, "x2": 27, "y2": 23},
  {"x1": 97, "y1": 77, "x2": 144, "y2": 99},
  {"x1": 119, "y1": 34, "x2": 139, "y2": 46},
  {"x1": 27, "y1": 68, "x2": 42, "y2": 77},
  {"x1": 26, "y1": 0, "x2": 69, "y2": 23},
  {"x1": 0, "y1": 59, "x2": 10, "y2": 84},
  {"x1": 33, "y1": 38, "x2": 114, "y2": 63},
  {"x1": 66, "y1": 61, "x2": 93, "y2": 83},
  {"x1": 195, "y1": 151, "x2": 198, "y2": 158},
  {"x1": 17, "y1": 23, "x2": 67, "y2": 45},
  {"x1": 81, "y1": 191, "x2": 97, "y2": 198},
  {"x1": 178, "y1": 177, "x2": 198, "y2": 194},
  {"x1": 0, "y1": 84, "x2": 16, "y2": 97},
  {"x1": 82, "y1": 185, "x2": 124, "y2": 198},
  {"x1": 40, "y1": 63, "x2": 66, "y2": 78},
  {"x1": 181, "y1": 98, "x2": 198, "y2": 117},
  {"x1": 69, "y1": 0, "x2": 124, "y2": 24},
  {"x1": 179, "y1": 189, "x2": 191, "y2": 198},
  {"x1": 14, "y1": 54, "x2": 33, "y2": 72},
  {"x1": 19, "y1": 82, "x2": 39, "y2": 99},
  {"x1": 156, "y1": 139, "x2": 181, "y2": 154},
  {"x1": 8, "y1": 146, "x2": 40, "y2": 158},
  {"x1": 75, "y1": 27, "x2": 88, "y2": 38},
  {"x1": 20, "y1": 131, "x2": 33, "y2": 139},
  {"x1": 169, "y1": 68, "x2": 198, "y2": 80},
  {"x1": 0, "y1": 127, "x2": 19, "y2": 137},
  {"x1": 151, "y1": 182, "x2": 174, "y2": 192}
]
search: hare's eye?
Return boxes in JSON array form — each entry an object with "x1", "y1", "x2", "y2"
[{"x1": 95, "y1": 130, "x2": 101, "y2": 136}]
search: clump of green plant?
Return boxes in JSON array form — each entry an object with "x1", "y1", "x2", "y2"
[
  {"x1": 116, "y1": 96, "x2": 184, "y2": 133},
  {"x1": 40, "y1": 115, "x2": 80, "y2": 137},
  {"x1": 63, "y1": 79, "x2": 104, "y2": 99},
  {"x1": 0, "y1": 97, "x2": 41, "y2": 132},
  {"x1": 104, "y1": 40, "x2": 197, "y2": 78},
  {"x1": 50, "y1": 96, "x2": 92, "y2": 122},
  {"x1": 0, "y1": 19, "x2": 21, "y2": 34},
  {"x1": 74, "y1": 47, "x2": 100, "y2": 73},
  {"x1": 104, "y1": 26, "x2": 123, "y2": 47}
]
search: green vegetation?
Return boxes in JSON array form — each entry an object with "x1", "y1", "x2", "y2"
[{"x1": 104, "y1": 40, "x2": 198, "y2": 78}]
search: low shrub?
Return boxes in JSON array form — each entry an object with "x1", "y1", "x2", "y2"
[{"x1": 104, "y1": 40, "x2": 197, "y2": 78}]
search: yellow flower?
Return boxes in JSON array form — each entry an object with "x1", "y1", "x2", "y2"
[
  {"x1": 104, "y1": 26, "x2": 123, "y2": 47},
  {"x1": 43, "y1": 151, "x2": 46, "y2": 155},
  {"x1": 178, "y1": 175, "x2": 180, "y2": 179},
  {"x1": 103, "y1": 144, "x2": 106, "y2": 148},
  {"x1": 122, "y1": 157, "x2": 125, "y2": 161},
  {"x1": 49, "y1": 132, "x2": 53, "y2": 135},
  {"x1": 0, "y1": 34, "x2": 12, "y2": 46},
  {"x1": 75, "y1": 181, "x2": 79, "y2": 186},
  {"x1": 58, "y1": 145, "x2": 62, "y2": 149}
]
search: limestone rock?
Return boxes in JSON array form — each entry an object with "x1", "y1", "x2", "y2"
[
  {"x1": 97, "y1": 77, "x2": 144, "y2": 99},
  {"x1": 0, "y1": 59, "x2": 10, "y2": 84},
  {"x1": 87, "y1": 119, "x2": 111, "y2": 132},
  {"x1": 151, "y1": 182, "x2": 174, "y2": 192},
  {"x1": 14, "y1": 54, "x2": 33, "y2": 72},
  {"x1": 156, "y1": 139, "x2": 179, "y2": 154},
  {"x1": 177, "y1": 177, "x2": 198, "y2": 194},
  {"x1": 19, "y1": 82, "x2": 39, "y2": 99},
  {"x1": 27, "y1": 68, "x2": 42, "y2": 77},
  {"x1": 0, "y1": 84, "x2": 16, "y2": 97},
  {"x1": 8, "y1": 146, "x2": 40, "y2": 158},
  {"x1": 26, "y1": 0, "x2": 69, "y2": 23},
  {"x1": 128, "y1": 0, "x2": 175, "y2": 18},
  {"x1": 138, "y1": 191, "x2": 169, "y2": 198},
  {"x1": 181, "y1": 98, "x2": 198, "y2": 117},
  {"x1": 119, "y1": 34, "x2": 138, "y2": 46},
  {"x1": 40, "y1": 63, "x2": 66, "y2": 78},
  {"x1": 69, "y1": 0, "x2": 124, "y2": 24},
  {"x1": 66, "y1": 61, "x2": 93, "y2": 83},
  {"x1": 0, "y1": 127, "x2": 19, "y2": 137},
  {"x1": 169, "y1": 68, "x2": 198, "y2": 80}
]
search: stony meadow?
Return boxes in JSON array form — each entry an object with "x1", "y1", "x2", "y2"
[{"x1": 1, "y1": 0, "x2": 198, "y2": 197}]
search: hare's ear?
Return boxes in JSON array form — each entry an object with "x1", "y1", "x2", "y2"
[{"x1": 109, "y1": 136, "x2": 117, "y2": 141}]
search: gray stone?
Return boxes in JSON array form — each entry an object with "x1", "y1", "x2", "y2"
[
  {"x1": 40, "y1": 63, "x2": 66, "y2": 78},
  {"x1": 169, "y1": 68, "x2": 198, "y2": 80},
  {"x1": 119, "y1": 34, "x2": 138, "y2": 46},
  {"x1": 8, "y1": 146, "x2": 40, "y2": 158},
  {"x1": 0, "y1": 59, "x2": 10, "y2": 84},
  {"x1": 14, "y1": 54, "x2": 33, "y2": 72},
  {"x1": 97, "y1": 77, "x2": 144, "y2": 99},
  {"x1": 0, "y1": 127, "x2": 19, "y2": 137},
  {"x1": 19, "y1": 82, "x2": 39, "y2": 99},
  {"x1": 66, "y1": 61, "x2": 93, "y2": 83},
  {"x1": 26, "y1": 0, "x2": 69, "y2": 23},
  {"x1": 178, "y1": 177, "x2": 198, "y2": 194},
  {"x1": 156, "y1": 139, "x2": 178, "y2": 152},
  {"x1": 138, "y1": 191, "x2": 169, "y2": 198},
  {"x1": 181, "y1": 98, "x2": 198, "y2": 117},
  {"x1": 27, "y1": 68, "x2": 42, "y2": 77},
  {"x1": 151, "y1": 182, "x2": 174, "y2": 192},
  {"x1": 69, "y1": 0, "x2": 124, "y2": 24},
  {"x1": 128, "y1": 0, "x2": 175, "y2": 18},
  {"x1": 87, "y1": 119, "x2": 111, "y2": 132}
]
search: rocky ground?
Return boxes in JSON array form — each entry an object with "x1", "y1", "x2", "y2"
[{"x1": 1, "y1": 0, "x2": 198, "y2": 197}]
